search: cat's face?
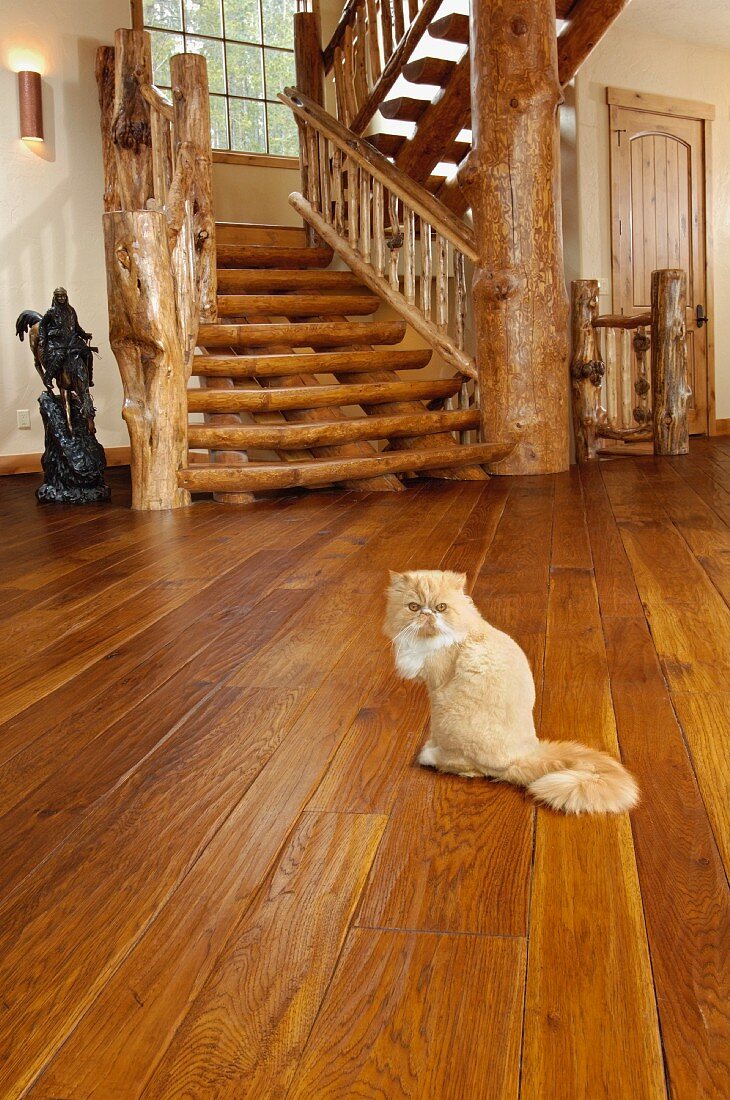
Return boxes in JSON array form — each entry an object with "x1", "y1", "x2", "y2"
[{"x1": 384, "y1": 570, "x2": 473, "y2": 643}]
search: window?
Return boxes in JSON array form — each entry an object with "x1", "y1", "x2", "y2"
[{"x1": 142, "y1": 0, "x2": 300, "y2": 157}]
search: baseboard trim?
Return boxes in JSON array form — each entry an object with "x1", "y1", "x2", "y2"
[
  {"x1": 712, "y1": 417, "x2": 730, "y2": 436},
  {"x1": 0, "y1": 446, "x2": 131, "y2": 476}
]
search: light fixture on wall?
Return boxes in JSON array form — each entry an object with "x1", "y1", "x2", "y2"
[{"x1": 18, "y1": 70, "x2": 43, "y2": 141}]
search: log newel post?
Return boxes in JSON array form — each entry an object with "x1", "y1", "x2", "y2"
[
  {"x1": 294, "y1": 10, "x2": 326, "y2": 246},
  {"x1": 570, "y1": 279, "x2": 604, "y2": 463},
  {"x1": 651, "y1": 268, "x2": 691, "y2": 456},
  {"x1": 458, "y1": 0, "x2": 570, "y2": 474},
  {"x1": 103, "y1": 211, "x2": 190, "y2": 510}
]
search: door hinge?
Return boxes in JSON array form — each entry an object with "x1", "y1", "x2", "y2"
[{"x1": 619, "y1": 218, "x2": 622, "y2": 235}]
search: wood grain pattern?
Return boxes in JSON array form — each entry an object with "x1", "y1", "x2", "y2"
[
  {"x1": 143, "y1": 811, "x2": 386, "y2": 1098},
  {"x1": 522, "y1": 568, "x2": 666, "y2": 1100},
  {"x1": 288, "y1": 930, "x2": 526, "y2": 1100},
  {"x1": 3, "y1": 451, "x2": 729, "y2": 1097}
]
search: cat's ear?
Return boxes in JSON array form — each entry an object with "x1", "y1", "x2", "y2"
[
  {"x1": 388, "y1": 570, "x2": 406, "y2": 588},
  {"x1": 448, "y1": 571, "x2": 467, "y2": 590}
]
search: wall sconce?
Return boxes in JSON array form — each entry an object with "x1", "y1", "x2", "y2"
[{"x1": 18, "y1": 71, "x2": 43, "y2": 141}]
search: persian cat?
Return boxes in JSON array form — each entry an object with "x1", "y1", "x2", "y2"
[{"x1": 385, "y1": 570, "x2": 638, "y2": 815}]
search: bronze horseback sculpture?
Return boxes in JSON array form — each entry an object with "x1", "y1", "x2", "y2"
[{"x1": 16, "y1": 289, "x2": 110, "y2": 503}]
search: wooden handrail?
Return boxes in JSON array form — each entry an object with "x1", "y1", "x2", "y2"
[
  {"x1": 140, "y1": 82, "x2": 174, "y2": 121},
  {"x1": 280, "y1": 88, "x2": 476, "y2": 260},
  {"x1": 593, "y1": 312, "x2": 651, "y2": 329}
]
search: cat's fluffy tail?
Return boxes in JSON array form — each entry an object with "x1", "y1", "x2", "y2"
[{"x1": 502, "y1": 741, "x2": 638, "y2": 815}]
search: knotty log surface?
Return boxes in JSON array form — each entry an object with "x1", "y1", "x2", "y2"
[{"x1": 459, "y1": 0, "x2": 570, "y2": 474}]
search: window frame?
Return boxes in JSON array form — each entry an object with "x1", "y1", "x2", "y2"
[{"x1": 131, "y1": 0, "x2": 307, "y2": 167}]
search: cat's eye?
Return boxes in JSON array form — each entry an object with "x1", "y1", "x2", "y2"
[
  {"x1": 408, "y1": 602, "x2": 420, "y2": 612},
  {"x1": 436, "y1": 603, "x2": 448, "y2": 612}
]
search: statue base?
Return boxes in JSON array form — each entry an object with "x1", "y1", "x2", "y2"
[{"x1": 37, "y1": 391, "x2": 111, "y2": 504}]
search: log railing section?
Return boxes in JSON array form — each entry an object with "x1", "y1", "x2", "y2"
[
  {"x1": 96, "y1": 29, "x2": 216, "y2": 509},
  {"x1": 322, "y1": 0, "x2": 442, "y2": 133},
  {"x1": 281, "y1": 88, "x2": 477, "y2": 430},
  {"x1": 570, "y1": 270, "x2": 690, "y2": 461}
]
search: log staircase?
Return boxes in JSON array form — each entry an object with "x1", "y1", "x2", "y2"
[
  {"x1": 182, "y1": 223, "x2": 502, "y2": 498},
  {"x1": 97, "y1": 1, "x2": 632, "y2": 508}
]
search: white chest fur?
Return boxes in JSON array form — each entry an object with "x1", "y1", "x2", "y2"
[{"x1": 393, "y1": 631, "x2": 461, "y2": 680}]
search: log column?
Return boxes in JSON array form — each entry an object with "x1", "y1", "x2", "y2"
[
  {"x1": 570, "y1": 279, "x2": 604, "y2": 463},
  {"x1": 459, "y1": 0, "x2": 570, "y2": 474},
  {"x1": 111, "y1": 29, "x2": 153, "y2": 211},
  {"x1": 651, "y1": 269, "x2": 690, "y2": 456}
]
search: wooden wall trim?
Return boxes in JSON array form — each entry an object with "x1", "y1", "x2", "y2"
[
  {"x1": 213, "y1": 151, "x2": 299, "y2": 169},
  {"x1": 711, "y1": 418, "x2": 730, "y2": 436},
  {"x1": 607, "y1": 87, "x2": 716, "y2": 121},
  {"x1": 0, "y1": 447, "x2": 132, "y2": 476}
]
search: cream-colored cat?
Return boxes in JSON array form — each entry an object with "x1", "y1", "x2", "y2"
[{"x1": 385, "y1": 570, "x2": 638, "y2": 815}]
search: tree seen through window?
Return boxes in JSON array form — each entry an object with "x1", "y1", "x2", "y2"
[{"x1": 143, "y1": 0, "x2": 299, "y2": 156}]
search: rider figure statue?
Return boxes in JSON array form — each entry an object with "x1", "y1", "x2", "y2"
[
  {"x1": 37, "y1": 287, "x2": 95, "y2": 395},
  {"x1": 15, "y1": 289, "x2": 110, "y2": 504}
]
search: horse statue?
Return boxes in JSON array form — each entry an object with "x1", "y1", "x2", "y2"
[
  {"x1": 16, "y1": 287, "x2": 97, "y2": 436},
  {"x1": 15, "y1": 288, "x2": 109, "y2": 504}
]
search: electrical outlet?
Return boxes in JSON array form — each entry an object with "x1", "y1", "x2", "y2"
[{"x1": 17, "y1": 409, "x2": 31, "y2": 430}]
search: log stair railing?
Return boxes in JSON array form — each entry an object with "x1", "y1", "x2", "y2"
[{"x1": 571, "y1": 270, "x2": 692, "y2": 461}]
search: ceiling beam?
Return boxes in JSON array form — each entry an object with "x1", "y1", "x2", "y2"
[{"x1": 557, "y1": 0, "x2": 632, "y2": 86}]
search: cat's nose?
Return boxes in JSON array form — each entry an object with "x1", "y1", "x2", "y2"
[{"x1": 420, "y1": 608, "x2": 435, "y2": 617}]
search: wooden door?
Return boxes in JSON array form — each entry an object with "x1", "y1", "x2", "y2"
[{"x1": 609, "y1": 92, "x2": 713, "y2": 434}]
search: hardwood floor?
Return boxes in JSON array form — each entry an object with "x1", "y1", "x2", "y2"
[{"x1": 0, "y1": 444, "x2": 728, "y2": 1099}]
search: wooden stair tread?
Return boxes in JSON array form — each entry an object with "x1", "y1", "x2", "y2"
[
  {"x1": 379, "y1": 97, "x2": 429, "y2": 123},
  {"x1": 191, "y1": 348, "x2": 433, "y2": 378},
  {"x1": 179, "y1": 442, "x2": 513, "y2": 492},
  {"x1": 187, "y1": 378, "x2": 461, "y2": 412},
  {"x1": 402, "y1": 57, "x2": 457, "y2": 86},
  {"x1": 216, "y1": 269, "x2": 365, "y2": 292},
  {"x1": 215, "y1": 223, "x2": 307, "y2": 248},
  {"x1": 188, "y1": 409, "x2": 480, "y2": 450},
  {"x1": 217, "y1": 293, "x2": 380, "y2": 317},
  {"x1": 216, "y1": 245, "x2": 333, "y2": 269},
  {"x1": 429, "y1": 12, "x2": 470, "y2": 43},
  {"x1": 365, "y1": 132, "x2": 406, "y2": 158},
  {"x1": 197, "y1": 320, "x2": 406, "y2": 349}
]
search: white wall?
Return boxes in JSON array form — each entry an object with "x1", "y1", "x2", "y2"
[
  {"x1": 568, "y1": 21, "x2": 730, "y2": 420},
  {"x1": 1, "y1": 0, "x2": 130, "y2": 460}
]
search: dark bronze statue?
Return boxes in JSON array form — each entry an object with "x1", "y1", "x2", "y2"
[{"x1": 16, "y1": 289, "x2": 110, "y2": 504}]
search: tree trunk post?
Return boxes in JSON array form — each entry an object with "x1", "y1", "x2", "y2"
[
  {"x1": 570, "y1": 279, "x2": 604, "y2": 462},
  {"x1": 111, "y1": 29, "x2": 154, "y2": 211},
  {"x1": 170, "y1": 52, "x2": 217, "y2": 323},
  {"x1": 104, "y1": 210, "x2": 190, "y2": 510},
  {"x1": 459, "y1": 0, "x2": 570, "y2": 474},
  {"x1": 651, "y1": 268, "x2": 690, "y2": 456},
  {"x1": 294, "y1": 10, "x2": 326, "y2": 246}
]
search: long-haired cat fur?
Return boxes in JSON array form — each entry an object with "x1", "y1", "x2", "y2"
[{"x1": 385, "y1": 570, "x2": 638, "y2": 815}]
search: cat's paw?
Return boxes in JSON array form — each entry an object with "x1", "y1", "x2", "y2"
[{"x1": 418, "y1": 744, "x2": 439, "y2": 768}]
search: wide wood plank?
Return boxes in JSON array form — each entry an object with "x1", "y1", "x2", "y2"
[
  {"x1": 287, "y1": 930, "x2": 526, "y2": 1099},
  {"x1": 143, "y1": 811, "x2": 386, "y2": 1098},
  {"x1": 521, "y1": 568, "x2": 666, "y2": 1099}
]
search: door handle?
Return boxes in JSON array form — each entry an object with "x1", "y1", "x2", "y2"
[{"x1": 696, "y1": 304, "x2": 710, "y2": 328}]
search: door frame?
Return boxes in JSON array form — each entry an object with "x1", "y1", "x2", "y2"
[{"x1": 607, "y1": 86, "x2": 717, "y2": 435}]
